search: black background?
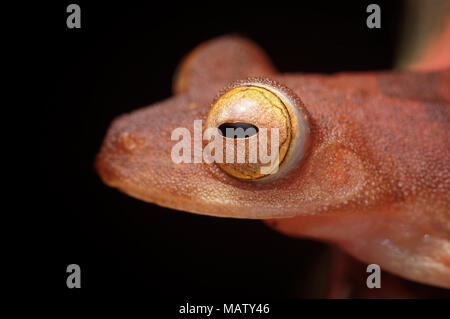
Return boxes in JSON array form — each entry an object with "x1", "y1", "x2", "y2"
[{"x1": 42, "y1": 1, "x2": 405, "y2": 298}]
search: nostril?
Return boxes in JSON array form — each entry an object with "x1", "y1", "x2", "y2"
[{"x1": 218, "y1": 122, "x2": 259, "y2": 138}]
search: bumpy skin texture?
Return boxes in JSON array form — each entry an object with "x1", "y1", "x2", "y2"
[{"x1": 96, "y1": 36, "x2": 450, "y2": 289}]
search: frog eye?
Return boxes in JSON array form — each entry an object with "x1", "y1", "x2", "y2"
[{"x1": 205, "y1": 78, "x2": 311, "y2": 181}]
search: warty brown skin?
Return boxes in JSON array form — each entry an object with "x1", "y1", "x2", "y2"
[{"x1": 96, "y1": 36, "x2": 450, "y2": 289}]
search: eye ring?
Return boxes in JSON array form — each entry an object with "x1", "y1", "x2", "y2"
[{"x1": 205, "y1": 77, "x2": 311, "y2": 181}]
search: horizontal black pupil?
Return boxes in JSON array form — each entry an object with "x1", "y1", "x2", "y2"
[{"x1": 218, "y1": 122, "x2": 259, "y2": 138}]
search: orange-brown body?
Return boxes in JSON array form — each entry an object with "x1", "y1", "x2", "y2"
[{"x1": 96, "y1": 36, "x2": 450, "y2": 290}]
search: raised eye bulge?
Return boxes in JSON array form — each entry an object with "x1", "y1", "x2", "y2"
[{"x1": 205, "y1": 78, "x2": 310, "y2": 181}]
